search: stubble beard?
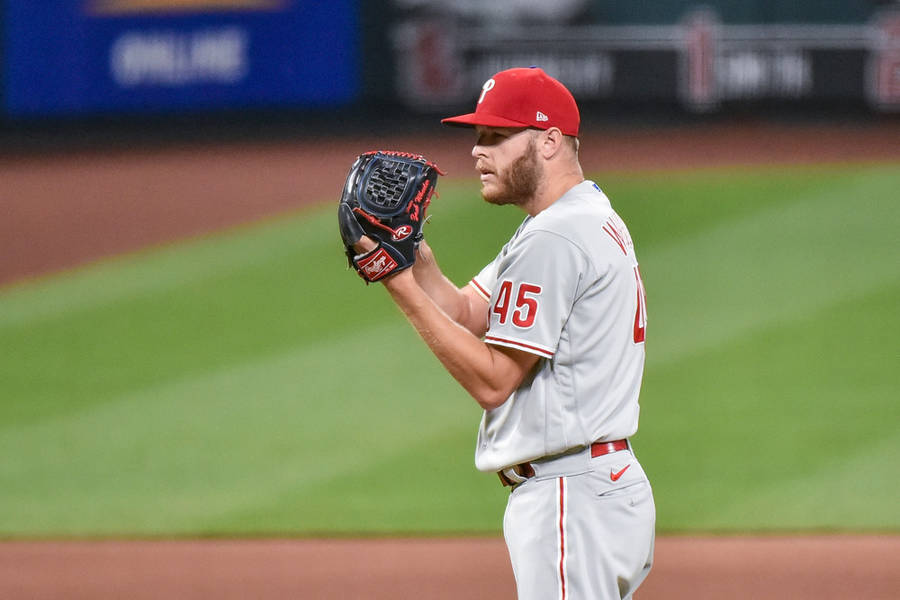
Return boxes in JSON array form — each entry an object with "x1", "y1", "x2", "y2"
[{"x1": 481, "y1": 138, "x2": 542, "y2": 207}]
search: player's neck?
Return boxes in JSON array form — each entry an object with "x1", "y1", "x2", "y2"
[{"x1": 524, "y1": 166, "x2": 584, "y2": 216}]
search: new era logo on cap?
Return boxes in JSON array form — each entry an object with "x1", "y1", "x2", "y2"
[{"x1": 441, "y1": 67, "x2": 580, "y2": 136}]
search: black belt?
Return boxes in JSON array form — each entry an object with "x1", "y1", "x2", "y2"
[{"x1": 497, "y1": 439, "x2": 629, "y2": 487}]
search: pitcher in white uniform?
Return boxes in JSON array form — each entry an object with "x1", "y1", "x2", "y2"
[{"x1": 353, "y1": 66, "x2": 655, "y2": 599}]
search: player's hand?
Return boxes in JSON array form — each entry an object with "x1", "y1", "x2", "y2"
[
  {"x1": 353, "y1": 235, "x2": 378, "y2": 255},
  {"x1": 352, "y1": 234, "x2": 414, "y2": 285}
]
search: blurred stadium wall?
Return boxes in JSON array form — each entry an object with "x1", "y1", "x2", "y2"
[{"x1": 1, "y1": 1, "x2": 898, "y2": 143}]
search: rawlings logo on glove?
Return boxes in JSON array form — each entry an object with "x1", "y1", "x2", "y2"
[{"x1": 338, "y1": 151, "x2": 444, "y2": 282}]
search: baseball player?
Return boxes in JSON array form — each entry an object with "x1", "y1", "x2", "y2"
[{"x1": 341, "y1": 67, "x2": 654, "y2": 599}]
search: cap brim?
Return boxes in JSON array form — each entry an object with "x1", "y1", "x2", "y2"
[{"x1": 441, "y1": 112, "x2": 531, "y2": 129}]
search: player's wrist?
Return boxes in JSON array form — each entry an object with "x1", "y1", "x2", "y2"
[
  {"x1": 416, "y1": 239, "x2": 433, "y2": 260},
  {"x1": 382, "y1": 267, "x2": 416, "y2": 288}
]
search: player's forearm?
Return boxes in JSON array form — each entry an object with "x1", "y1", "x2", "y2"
[
  {"x1": 384, "y1": 271, "x2": 518, "y2": 410},
  {"x1": 413, "y1": 242, "x2": 486, "y2": 336},
  {"x1": 411, "y1": 245, "x2": 462, "y2": 315}
]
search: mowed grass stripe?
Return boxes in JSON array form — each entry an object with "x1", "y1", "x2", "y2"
[
  {"x1": 639, "y1": 280, "x2": 899, "y2": 532},
  {"x1": 710, "y1": 432, "x2": 900, "y2": 531},
  {"x1": 601, "y1": 165, "x2": 850, "y2": 248},
  {"x1": 0, "y1": 214, "x2": 403, "y2": 427},
  {"x1": 0, "y1": 210, "x2": 335, "y2": 328},
  {"x1": 633, "y1": 165, "x2": 900, "y2": 364},
  {"x1": 0, "y1": 323, "x2": 477, "y2": 535},
  {"x1": 200, "y1": 426, "x2": 506, "y2": 535}
]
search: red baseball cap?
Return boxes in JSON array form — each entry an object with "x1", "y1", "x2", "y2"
[{"x1": 441, "y1": 67, "x2": 580, "y2": 136}]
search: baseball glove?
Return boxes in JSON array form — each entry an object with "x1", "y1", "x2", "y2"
[{"x1": 338, "y1": 150, "x2": 443, "y2": 282}]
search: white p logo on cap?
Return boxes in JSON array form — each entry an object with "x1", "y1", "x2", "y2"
[{"x1": 478, "y1": 78, "x2": 495, "y2": 104}]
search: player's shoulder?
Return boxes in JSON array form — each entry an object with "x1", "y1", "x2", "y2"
[
  {"x1": 526, "y1": 180, "x2": 614, "y2": 237},
  {"x1": 526, "y1": 181, "x2": 639, "y2": 266}
]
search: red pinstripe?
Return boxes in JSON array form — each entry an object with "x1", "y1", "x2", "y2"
[{"x1": 558, "y1": 477, "x2": 567, "y2": 600}]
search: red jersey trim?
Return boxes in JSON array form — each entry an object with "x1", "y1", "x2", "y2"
[
  {"x1": 468, "y1": 278, "x2": 492, "y2": 302},
  {"x1": 602, "y1": 223, "x2": 627, "y2": 255},
  {"x1": 485, "y1": 334, "x2": 554, "y2": 359}
]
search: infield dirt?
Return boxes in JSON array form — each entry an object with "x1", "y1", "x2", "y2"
[{"x1": 1, "y1": 536, "x2": 898, "y2": 599}]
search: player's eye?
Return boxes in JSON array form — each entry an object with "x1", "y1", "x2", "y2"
[
  {"x1": 477, "y1": 132, "x2": 504, "y2": 146},
  {"x1": 476, "y1": 133, "x2": 491, "y2": 145}
]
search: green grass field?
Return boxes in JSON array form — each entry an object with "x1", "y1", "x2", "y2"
[{"x1": 2, "y1": 163, "x2": 898, "y2": 537}]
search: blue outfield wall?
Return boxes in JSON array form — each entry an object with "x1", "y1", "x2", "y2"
[{"x1": 3, "y1": 1, "x2": 360, "y2": 117}]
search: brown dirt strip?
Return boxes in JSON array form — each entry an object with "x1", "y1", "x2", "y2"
[{"x1": 1, "y1": 535, "x2": 897, "y2": 599}]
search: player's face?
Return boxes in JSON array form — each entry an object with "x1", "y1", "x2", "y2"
[{"x1": 472, "y1": 127, "x2": 542, "y2": 206}]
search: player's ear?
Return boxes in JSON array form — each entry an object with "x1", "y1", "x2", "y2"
[{"x1": 538, "y1": 127, "x2": 565, "y2": 159}]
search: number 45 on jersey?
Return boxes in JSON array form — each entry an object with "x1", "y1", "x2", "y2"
[{"x1": 491, "y1": 271, "x2": 647, "y2": 344}]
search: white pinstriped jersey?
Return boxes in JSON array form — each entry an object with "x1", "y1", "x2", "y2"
[{"x1": 469, "y1": 180, "x2": 648, "y2": 472}]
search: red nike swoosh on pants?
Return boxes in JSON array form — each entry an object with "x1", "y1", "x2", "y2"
[{"x1": 610, "y1": 464, "x2": 631, "y2": 481}]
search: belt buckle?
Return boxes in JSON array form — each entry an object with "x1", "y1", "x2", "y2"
[{"x1": 498, "y1": 463, "x2": 534, "y2": 488}]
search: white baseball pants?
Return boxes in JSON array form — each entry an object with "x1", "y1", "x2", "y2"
[{"x1": 503, "y1": 448, "x2": 655, "y2": 600}]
